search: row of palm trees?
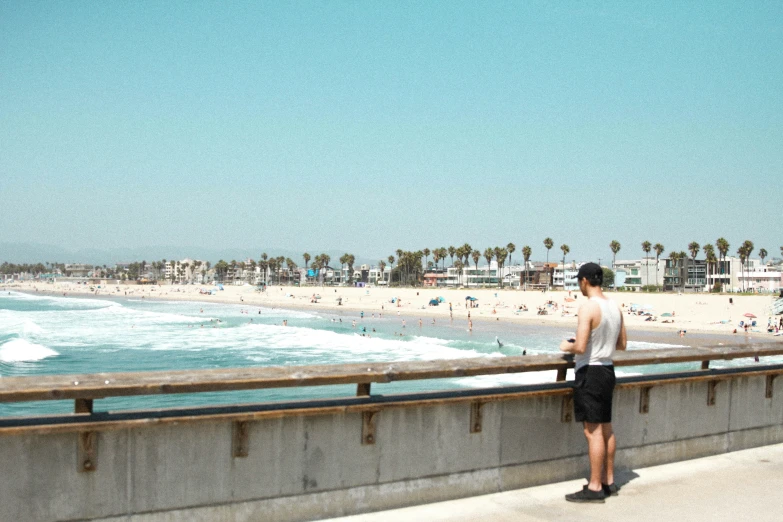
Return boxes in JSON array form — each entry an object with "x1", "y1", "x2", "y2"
[{"x1": 606, "y1": 239, "x2": 774, "y2": 291}]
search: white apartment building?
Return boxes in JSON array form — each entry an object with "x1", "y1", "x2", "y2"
[
  {"x1": 736, "y1": 266, "x2": 782, "y2": 293},
  {"x1": 614, "y1": 258, "x2": 666, "y2": 290}
]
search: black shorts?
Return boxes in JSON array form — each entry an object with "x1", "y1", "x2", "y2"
[{"x1": 573, "y1": 365, "x2": 616, "y2": 423}]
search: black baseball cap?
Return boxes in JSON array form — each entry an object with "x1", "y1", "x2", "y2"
[{"x1": 575, "y1": 262, "x2": 602, "y2": 282}]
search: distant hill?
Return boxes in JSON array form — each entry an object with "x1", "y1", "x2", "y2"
[{"x1": 0, "y1": 242, "x2": 377, "y2": 268}]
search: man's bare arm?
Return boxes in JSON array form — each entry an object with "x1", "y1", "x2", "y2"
[
  {"x1": 560, "y1": 301, "x2": 596, "y2": 354},
  {"x1": 616, "y1": 309, "x2": 627, "y2": 351}
]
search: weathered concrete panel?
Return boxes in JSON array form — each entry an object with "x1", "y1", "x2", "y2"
[
  {"x1": 499, "y1": 394, "x2": 584, "y2": 465},
  {"x1": 0, "y1": 431, "x2": 128, "y2": 521},
  {"x1": 615, "y1": 380, "x2": 730, "y2": 448},
  {"x1": 728, "y1": 375, "x2": 783, "y2": 431},
  {"x1": 377, "y1": 402, "x2": 502, "y2": 483}
]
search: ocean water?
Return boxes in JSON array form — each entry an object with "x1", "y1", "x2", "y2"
[{"x1": 0, "y1": 291, "x2": 767, "y2": 417}]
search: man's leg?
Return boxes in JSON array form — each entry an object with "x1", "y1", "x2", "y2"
[
  {"x1": 601, "y1": 422, "x2": 616, "y2": 485},
  {"x1": 583, "y1": 422, "x2": 605, "y2": 491}
]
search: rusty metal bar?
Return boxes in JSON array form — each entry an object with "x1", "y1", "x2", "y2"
[
  {"x1": 639, "y1": 386, "x2": 651, "y2": 414},
  {"x1": 470, "y1": 402, "x2": 483, "y2": 433},
  {"x1": 361, "y1": 411, "x2": 377, "y2": 445},
  {"x1": 707, "y1": 381, "x2": 718, "y2": 406},
  {"x1": 78, "y1": 432, "x2": 97, "y2": 472},
  {"x1": 561, "y1": 395, "x2": 573, "y2": 423},
  {"x1": 232, "y1": 421, "x2": 250, "y2": 458}
]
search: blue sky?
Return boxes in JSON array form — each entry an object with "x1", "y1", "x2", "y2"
[{"x1": 1, "y1": 1, "x2": 781, "y2": 264}]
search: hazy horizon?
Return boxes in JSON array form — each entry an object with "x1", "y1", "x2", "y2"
[{"x1": 2, "y1": 2, "x2": 780, "y2": 262}]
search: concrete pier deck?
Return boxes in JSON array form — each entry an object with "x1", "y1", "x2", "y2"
[{"x1": 327, "y1": 443, "x2": 783, "y2": 522}]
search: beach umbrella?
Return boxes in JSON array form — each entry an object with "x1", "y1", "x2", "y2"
[
  {"x1": 429, "y1": 299, "x2": 439, "y2": 306},
  {"x1": 744, "y1": 313, "x2": 757, "y2": 318},
  {"x1": 661, "y1": 313, "x2": 673, "y2": 317}
]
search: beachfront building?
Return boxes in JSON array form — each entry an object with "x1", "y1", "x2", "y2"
[
  {"x1": 614, "y1": 258, "x2": 665, "y2": 290},
  {"x1": 705, "y1": 256, "x2": 760, "y2": 292},
  {"x1": 664, "y1": 258, "x2": 708, "y2": 292},
  {"x1": 737, "y1": 266, "x2": 783, "y2": 293},
  {"x1": 63, "y1": 264, "x2": 93, "y2": 278},
  {"x1": 552, "y1": 263, "x2": 580, "y2": 291},
  {"x1": 164, "y1": 259, "x2": 207, "y2": 284}
]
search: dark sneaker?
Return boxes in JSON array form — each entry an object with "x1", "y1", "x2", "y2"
[
  {"x1": 565, "y1": 486, "x2": 606, "y2": 503},
  {"x1": 602, "y1": 483, "x2": 620, "y2": 496}
]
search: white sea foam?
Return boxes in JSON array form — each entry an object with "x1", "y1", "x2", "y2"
[
  {"x1": 3, "y1": 291, "x2": 119, "y2": 310},
  {"x1": 628, "y1": 341, "x2": 689, "y2": 349},
  {"x1": 0, "y1": 339, "x2": 59, "y2": 362}
]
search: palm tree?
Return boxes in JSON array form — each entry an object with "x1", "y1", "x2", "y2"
[
  {"x1": 609, "y1": 240, "x2": 621, "y2": 272},
  {"x1": 378, "y1": 260, "x2": 387, "y2": 284},
  {"x1": 741, "y1": 240, "x2": 754, "y2": 292},
  {"x1": 507, "y1": 243, "x2": 516, "y2": 267},
  {"x1": 715, "y1": 238, "x2": 729, "y2": 291},
  {"x1": 471, "y1": 250, "x2": 481, "y2": 284},
  {"x1": 641, "y1": 241, "x2": 651, "y2": 289},
  {"x1": 703, "y1": 244, "x2": 715, "y2": 291},
  {"x1": 544, "y1": 237, "x2": 554, "y2": 289},
  {"x1": 454, "y1": 259, "x2": 464, "y2": 286},
  {"x1": 737, "y1": 246, "x2": 747, "y2": 292},
  {"x1": 483, "y1": 248, "x2": 494, "y2": 286},
  {"x1": 462, "y1": 243, "x2": 473, "y2": 268},
  {"x1": 653, "y1": 243, "x2": 665, "y2": 287},
  {"x1": 303, "y1": 253, "x2": 311, "y2": 271},
  {"x1": 439, "y1": 247, "x2": 448, "y2": 271},
  {"x1": 431, "y1": 249, "x2": 440, "y2": 272},
  {"x1": 495, "y1": 247, "x2": 508, "y2": 288},
  {"x1": 423, "y1": 248, "x2": 430, "y2": 269},
  {"x1": 759, "y1": 248, "x2": 768, "y2": 266},
  {"x1": 687, "y1": 242, "x2": 700, "y2": 288},
  {"x1": 522, "y1": 245, "x2": 532, "y2": 290},
  {"x1": 448, "y1": 246, "x2": 456, "y2": 267},
  {"x1": 387, "y1": 255, "x2": 395, "y2": 285},
  {"x1": 560, "y1": 244, "x2": 570, "y2": 289}
]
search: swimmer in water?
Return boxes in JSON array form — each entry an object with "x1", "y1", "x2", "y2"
[{"x1": 495, "y1": 336, "x2": 503, "y2": 348}]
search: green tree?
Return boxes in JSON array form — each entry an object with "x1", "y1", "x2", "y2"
[
  {"x1": 507, "y1": 243, "x2": 516, "y2": 267},
  {"x1": 759, "y1": 248, "x2": 768, "y2": 266},
  {"x1": 423, "y1": 248, "x2": 430, "y2": 269},
  {"x1": 448, "y1": 246, "x2": 456, "y2": 267},
  {"x1": 601, "y1": 268, "x2": 615, "y2": 290},
  {"x1": 522, "y1": 245, "x2": 532, "y2": 290}
]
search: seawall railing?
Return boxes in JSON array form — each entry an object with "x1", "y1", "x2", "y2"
[{"x1": 1, "y1": 343, "x2": 782, "y2": 521}]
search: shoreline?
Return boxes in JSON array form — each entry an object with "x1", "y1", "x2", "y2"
[{"x1": 6, "y1": 282, "x2": 782, "y2": 347}]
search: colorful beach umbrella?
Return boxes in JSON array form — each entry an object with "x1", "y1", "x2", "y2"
[{"x1": 744, "y1": 313, "x2": 757, "y2": 318}]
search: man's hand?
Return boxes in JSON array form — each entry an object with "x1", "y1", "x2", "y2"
[{"x1": 560, "y1": 338, "x2": 576, "y2": 353}]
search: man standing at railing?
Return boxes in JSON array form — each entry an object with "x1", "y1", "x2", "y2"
[{"x1": 560, "y1": 262, "x2": 627, "y2": 503}]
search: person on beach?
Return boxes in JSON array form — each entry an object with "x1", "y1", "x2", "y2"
[{"x1": 560, "y1": 263, "x2": 627, "y2": 503}]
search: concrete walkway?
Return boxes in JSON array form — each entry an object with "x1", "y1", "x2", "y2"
[{"x1": 327, "y1": 443, "x2": 783, "y2": 522}]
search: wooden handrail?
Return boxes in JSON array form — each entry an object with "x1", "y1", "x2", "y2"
[{"x1": 0, "y1": 343, "x2": 781, "y2": 404}]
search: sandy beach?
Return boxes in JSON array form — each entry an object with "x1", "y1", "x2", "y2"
[{"x1": 7, "y1": 281, "x2": 783, "y2": 340}]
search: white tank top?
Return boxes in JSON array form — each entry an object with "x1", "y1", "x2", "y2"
[{"x1": 575, "y1": 297, "x2": 621, "y2": 371}]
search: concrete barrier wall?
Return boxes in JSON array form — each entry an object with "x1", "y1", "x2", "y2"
[{"x1": 2, "y1": 372, "x2": 782, "y2": 522}]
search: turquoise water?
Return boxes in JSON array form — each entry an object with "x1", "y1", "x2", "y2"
[{"x1": 0, "y1": 291, "x2": 766, "y2": 417}]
